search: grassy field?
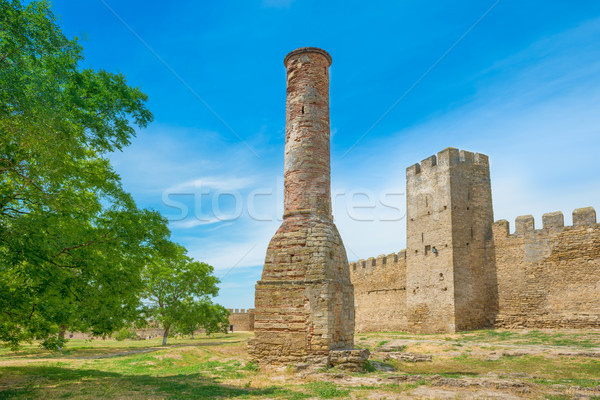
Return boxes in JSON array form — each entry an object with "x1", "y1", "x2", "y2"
[{"x1": 0, "y1": 330, "x2": 599, "y2": 399}]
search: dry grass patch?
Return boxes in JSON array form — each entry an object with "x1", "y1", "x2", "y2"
[{"x1": 1, "y1": 330, "x2": 599, "y2": 399}]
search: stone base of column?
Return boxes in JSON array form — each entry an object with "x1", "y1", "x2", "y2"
[
  {"x1": 249, "y1": 215, "x2": 355, "y2": 366},
  {"x1": 248, "y1": 278, "x2": 354, "y2": 366}
]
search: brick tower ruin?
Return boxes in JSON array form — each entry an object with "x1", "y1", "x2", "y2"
[
  {"x1": 248, "y1": 47, "x2": 355, "y2": 366},
  {"x1": 405, "y1": 148, "x2": 496, "y2": 333}
]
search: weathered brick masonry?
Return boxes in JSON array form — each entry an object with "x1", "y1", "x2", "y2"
[
  {"x1": 248, "y1": 48, "x2": 355, "y2": 366},
  {"x1": 244, "y1": 50, "x2": 598, "y2": 339},
  {"x1": 350, "y1": 252, "x2": 407, "y2": 332},
  {"x1": 351, "y1": 148, "x2": 599, "y2": 333},
  {"x1": 227, "y1": 309, "x2": 255, "y2": 331},
  {"x1": 406, "y1": 148, "x2": 495, "y2": 333},
  {"x1": 493, "y1": 208, "x2": 600, "y2": 328}
]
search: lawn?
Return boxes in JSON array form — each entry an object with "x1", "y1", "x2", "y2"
[{"x1": 1, "y1": 330, "x2": 599, "y2": 399}]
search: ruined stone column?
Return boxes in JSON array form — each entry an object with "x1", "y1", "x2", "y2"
[{"x1": 248, "y1": 47, "x2": 355, "y2": 367}]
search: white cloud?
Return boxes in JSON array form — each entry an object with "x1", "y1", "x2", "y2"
[
  {"x1": 183, "y1": 219, "x2": 278, "y2": 270},
  {"x1": 330, "y1": 17, "x2": 600, "y2": 258},
  {"x1": 172, "y1": 217, "x2": 223, "y2": 229},
  {"x1": 165, "y1": 175, "x2": 256, "y2": 193}
]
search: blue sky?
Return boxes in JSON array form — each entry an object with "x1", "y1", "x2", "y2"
[{"x1": 51, "y1": 0, "x2": 600, "y2": 309}]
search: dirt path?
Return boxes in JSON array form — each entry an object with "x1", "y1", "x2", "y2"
[
  {"x1": 75, "y1": 341, "x2": 234, "y2": 359},
  {"x1": 0, "y1": 340, "x2": 241, "y2": 365}
]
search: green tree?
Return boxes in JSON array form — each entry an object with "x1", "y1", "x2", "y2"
[
  {"x1": 198, "y1": 303, "x2": 230, "y2": 337},
  {"x1": 174, "y1": 300, "x2": 230, "y2": 339},
  {"x1": 0, "y1": 0, "x2": 169, "y2": 349},
  {"x1": 173, "y1": 300, "x2": 204, "y2": 339},
  {"x1": 143, "y1": 245, "x2": 221, "y2": 345}
]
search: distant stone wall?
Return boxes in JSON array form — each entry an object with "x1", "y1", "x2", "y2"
[
  {"x1": 493, "y1": 208, "x2": 600, "y2": 328},
  {"x1": 228, "y1": 308, "x2": 255, "y2": 331},
  {"x1": 350, "y1": 252, "x2": 407, "y2": 332},
  {"x1": 66, "y1": 327, "x2": 165, "y2": 340},
  {"x1": 350, "y1": 207, "x2": 600, "y2": 332}
]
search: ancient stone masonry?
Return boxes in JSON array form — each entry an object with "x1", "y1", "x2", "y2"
[
  {"x1": 350, "y1": 147, "x2": 600, "y2": 333},
  {"x1": 241, "y1": 50, "x2": 599, "y2": 338},
  {"x1": 406, "y1": 148, "x2": 495, "y2": 333},
  {"x1": 227, "y1": 309, "x2": 255, "y2": 332},
  {"x1": 350, "y1": 252, "x2": 407, "y2": 332},
  {"x1": 248, "y1": 48, "x2": 357, "y2": 367},
  {"x1": 493, "y1": 208, "x2": 600, "y2": 328}
]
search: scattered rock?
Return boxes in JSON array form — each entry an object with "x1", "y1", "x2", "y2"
[
  {"x1": 329, "y1": 348, "x2": 370, "y2": 372},
  {"x1": 384, "y1": 352, "x2": 433, "y2": 362},
  {"x1": 290, "y1": 363, "x2": 310, "y2": 372},
  {"x1": 557, "y1": 352, "x2": 600, "y2": 358},
  {"x1": 378, "y1": 345, "x2": 407, "y2": 352},
  {"x1": 501, "y1": 351, "x2": 526, "y2": 357},
  {"x1": 370, "y1": 360, "x2": 395, "y2": 372}
]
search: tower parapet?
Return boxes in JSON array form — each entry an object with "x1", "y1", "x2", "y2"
[
  {"x1": 493, "y1": 207, "x2": 597, "y2": 236},
  {"x1": 405, "y1": 147, "x2": 495, "y2": 333}
]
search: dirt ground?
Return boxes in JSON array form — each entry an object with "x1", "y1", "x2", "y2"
[{"x1": 0, "y1": 329, "x2": 599, "y2": 399}]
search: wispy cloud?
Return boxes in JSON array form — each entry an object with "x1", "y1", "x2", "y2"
[
  {"x1": 172, "y1": 217, "x2": 224, "y2": 229},
  {"x1": 166, "y1": 176, "x2": 256, "y2": 193},
  {"x1": 185, "y1": 229, "x2": 274, "y2": 271},
  {"x1": 336, "y1": 16, "x2": 600, "y2": 253},
  {"x1": 105, "y1": 11, "x2": 600, "y2": 310}
]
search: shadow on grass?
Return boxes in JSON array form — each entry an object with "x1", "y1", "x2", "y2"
[{"x1": 0, "y1": 365, "x2": 305, "y2": 399}]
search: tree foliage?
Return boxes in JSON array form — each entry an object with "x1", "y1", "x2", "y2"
[
  {"x1": 0, "y1": 0, "x2": 229, "y2": 350},
  {"x1": 172, "y1": 300, "x2": 205, "y2": 340},
  {"x1": 197, "y1": 303, "x2": 230, "y2": 337},
  {"x1": 174, "y1": 300, "x2": 230, "y2": 339},
  {"x1": 0, "y1": 0, "x2": 171, "y2": 348},
  {"x1": 143, "y1": 244, "x2": 221, "y2": 345}
]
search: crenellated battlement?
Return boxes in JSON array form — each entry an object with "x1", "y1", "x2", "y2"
[
  {"x1": 227, "y1": 308, "x2": 255, "y2": 314},
  {"x1": 493, "y1": 207, "x2": 598, "y2": 237},
  {"x1": 406, "y1": 147, "x2": 489, "y2": 177},
  {"x1": 350, "y1": 250, "x2": 408, "y2": 333},
  {"x1": 491, "y1": 206, "x2": 600, "y2": 330},
  {"x1": 349, "y1": 250, "x2": 407, "y2": 273},
  {"x1": 353, "y1": 145, "x2": 600, "y2": 333}
]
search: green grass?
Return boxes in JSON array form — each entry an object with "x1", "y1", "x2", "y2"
[
  {"x1": 303, "y1": 382, "x2": 349, "y2": 398},
  {"x1": 0, "y1": 365, "x2": 277, "y2": 399},
  {"x1": 454, "y1": 329, "x2": 600, "y2": 348},
  {"x1": 1, "y1": 330, "x2": 599, "y2": 399},
  {"x1": 0, "y1": 333, "x2": 310, "y2": 399},
  {"x1": 381, "y1": 380, "x2": 428, "y2": 393},
  {"x1": 532, "y1": 377, "x2": 600, "y2": 388},
  {"x1": 390, "y1": 353, "x2": 600, "y2": 382},
  {"x1": 0, "y1": 334, "x2": 240, "y2": 359}
]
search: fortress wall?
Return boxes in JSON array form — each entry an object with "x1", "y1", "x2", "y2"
[
  {"x1": 448, "y1": 150, "x2": 495, "y2": 331},
  {"x1": 405, "y1": 148, "x2": 494, "y2": 333},
  {"x1": 493, "y1": 207, "x2": 600, "y2": 328},
  {"x1": 349, "y1": 251, "x2": 407, "y2": 332},
  {"x1": 227, "y1": 308, "x2": 255, "y2": 331}
]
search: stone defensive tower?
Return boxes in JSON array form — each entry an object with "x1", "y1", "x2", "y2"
[
  {"x1": 249, "y1": 47, "x2": 355, "y2": 366},
  {"x1": 405, "y1": 148, "x2": 496, "y2": 333}
]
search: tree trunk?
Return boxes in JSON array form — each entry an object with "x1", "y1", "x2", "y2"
[
  {"x1": 162, "y1": 325, "x2": 170, "y2": 346},
  {"x1": 191, "y1": 331, "x2": 194, "y2": 340},
  {"x1": 58, "y1": 325, "x2": 66, "y2": 340}
]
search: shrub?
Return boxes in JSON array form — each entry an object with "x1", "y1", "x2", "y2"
[
  {"x1": 40, "y1": 336, "x2": 68, "y2": 351},
  {"x1": 114, "y1": 329, "x2": 138, "y2": 341}
]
